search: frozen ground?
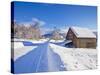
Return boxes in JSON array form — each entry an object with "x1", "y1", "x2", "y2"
[
  {"x1": 12, "y1": 42, "x2": 37, "y2": 61},
  {"x1": 50, "y1": 43, "x2": 97, "y2": 70},
  {"x1": 12, "y1": 39, "x2": 97, "y2": 73},
  {"x1": 13, "y1": 41, "x2": 66, "y2": 73}
]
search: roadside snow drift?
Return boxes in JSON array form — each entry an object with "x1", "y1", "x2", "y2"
[
  {"x1": 50, "y1": 43, "x2": 97, "y2": 70},
  {"x1": 12, "y1": 40, "x2": 97, "y2": 72},
  {"x1": 11, "y1": 42, "x2": 37, "y2": 61}
]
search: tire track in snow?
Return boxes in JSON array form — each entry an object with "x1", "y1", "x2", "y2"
[{"x1": 14, "y1": 41, "x2": 66, "y2": 74}]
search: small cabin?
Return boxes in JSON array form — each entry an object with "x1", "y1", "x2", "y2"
[{"x1": 66, "y1": 27, "x2": 96, "y2": 48}]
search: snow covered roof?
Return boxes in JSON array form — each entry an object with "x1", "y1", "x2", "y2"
[{"x1": 70, "y1": 27, "x2": 96, "y2": 38}]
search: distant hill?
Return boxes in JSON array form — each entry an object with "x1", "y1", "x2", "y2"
[{"x1": 42, "y1": 33, "x2": 53, "y2": 38}]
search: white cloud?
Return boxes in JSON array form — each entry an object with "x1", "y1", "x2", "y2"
[
  {"x1": 32, "y1": 17, "x2": 46, "y2": 26},
  {"x1": 60, "y1": 26, "x2": 69, "y2": 33},
  {"x1": 39, "y1": 21, "x2": 46, "y2": 26},
  {"x1": 18, "y1": 17, "x2": 46, "y2": 27},
  {"x1": 32, "y1": 18, "x2": 39, "y2": 22}
]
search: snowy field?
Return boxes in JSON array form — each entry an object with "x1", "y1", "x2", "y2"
[
  {"x1": 12, "y1": 39, "x2": 97, "y2": 71},
  {"x1": 50, "y1": 43, "x2": 97, "y2": 70},
  {"x1": 11, "y1": 42, "x2": 37, "y2": 61}
]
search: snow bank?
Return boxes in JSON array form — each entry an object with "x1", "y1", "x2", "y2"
[
  {"x1": 12, "y1": 46, "x2": 37, "y2": 61},
  {"x1": 12, "y1": 39, "x2": 47, "y2": 61},
  {"x1": 27, "y1": 39, "x2": 48, "y2": 43},
  {"x1": 50, "y1": 39, "x2": 65, "y2": 43},
  {"x1": 11, "y1": 42, "x2": 24, "y2": 49},
  {"x1": 50, "y1": 43, "x2": 97, "y2": 70},
  {"x1": 13, "y1": 38, "x2": 26, "y2": 41},
  {"x1": 12, "y1": 41, "x2": 38, "y2": 61}
]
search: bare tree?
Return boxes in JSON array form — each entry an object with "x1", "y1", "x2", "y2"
[
  {"x1": 12, "y1": 19, "x2": 44, "y2": 40},
  {"x1": 51, "y1": 27, "x2": 62, "y2": 40}
]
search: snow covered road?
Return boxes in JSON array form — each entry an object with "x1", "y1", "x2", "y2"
[
  {"x1": 13, "y1": 41, "x2": 66, "y2": 74},
  {"x1": 12, "y1": 40, "x2": 97, "y2": 74}
]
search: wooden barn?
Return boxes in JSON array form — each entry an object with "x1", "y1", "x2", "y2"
[{"x1": 66, "y1": 27, "x2": 96, "y2": 48}]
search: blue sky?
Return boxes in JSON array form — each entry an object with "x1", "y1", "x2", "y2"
[{"x1": 12, "y1": 1, "x2": 97, "y2": 30}]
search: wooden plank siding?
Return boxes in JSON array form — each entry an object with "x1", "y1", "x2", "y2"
[
  {"x1": 66, "y1": 28, "x2": 96, "y2": 48},
  {"x1": 78, "y1": 38, "x2": 96, "y2": 48}
]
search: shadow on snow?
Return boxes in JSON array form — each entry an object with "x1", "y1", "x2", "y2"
[{"x1": 13, "y1": 41, "x2": 67, "y2": 74}]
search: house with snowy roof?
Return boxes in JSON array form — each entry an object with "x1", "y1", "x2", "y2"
[{"x1": 66, "y1": 27, "x2": 96, "y2": 48}]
